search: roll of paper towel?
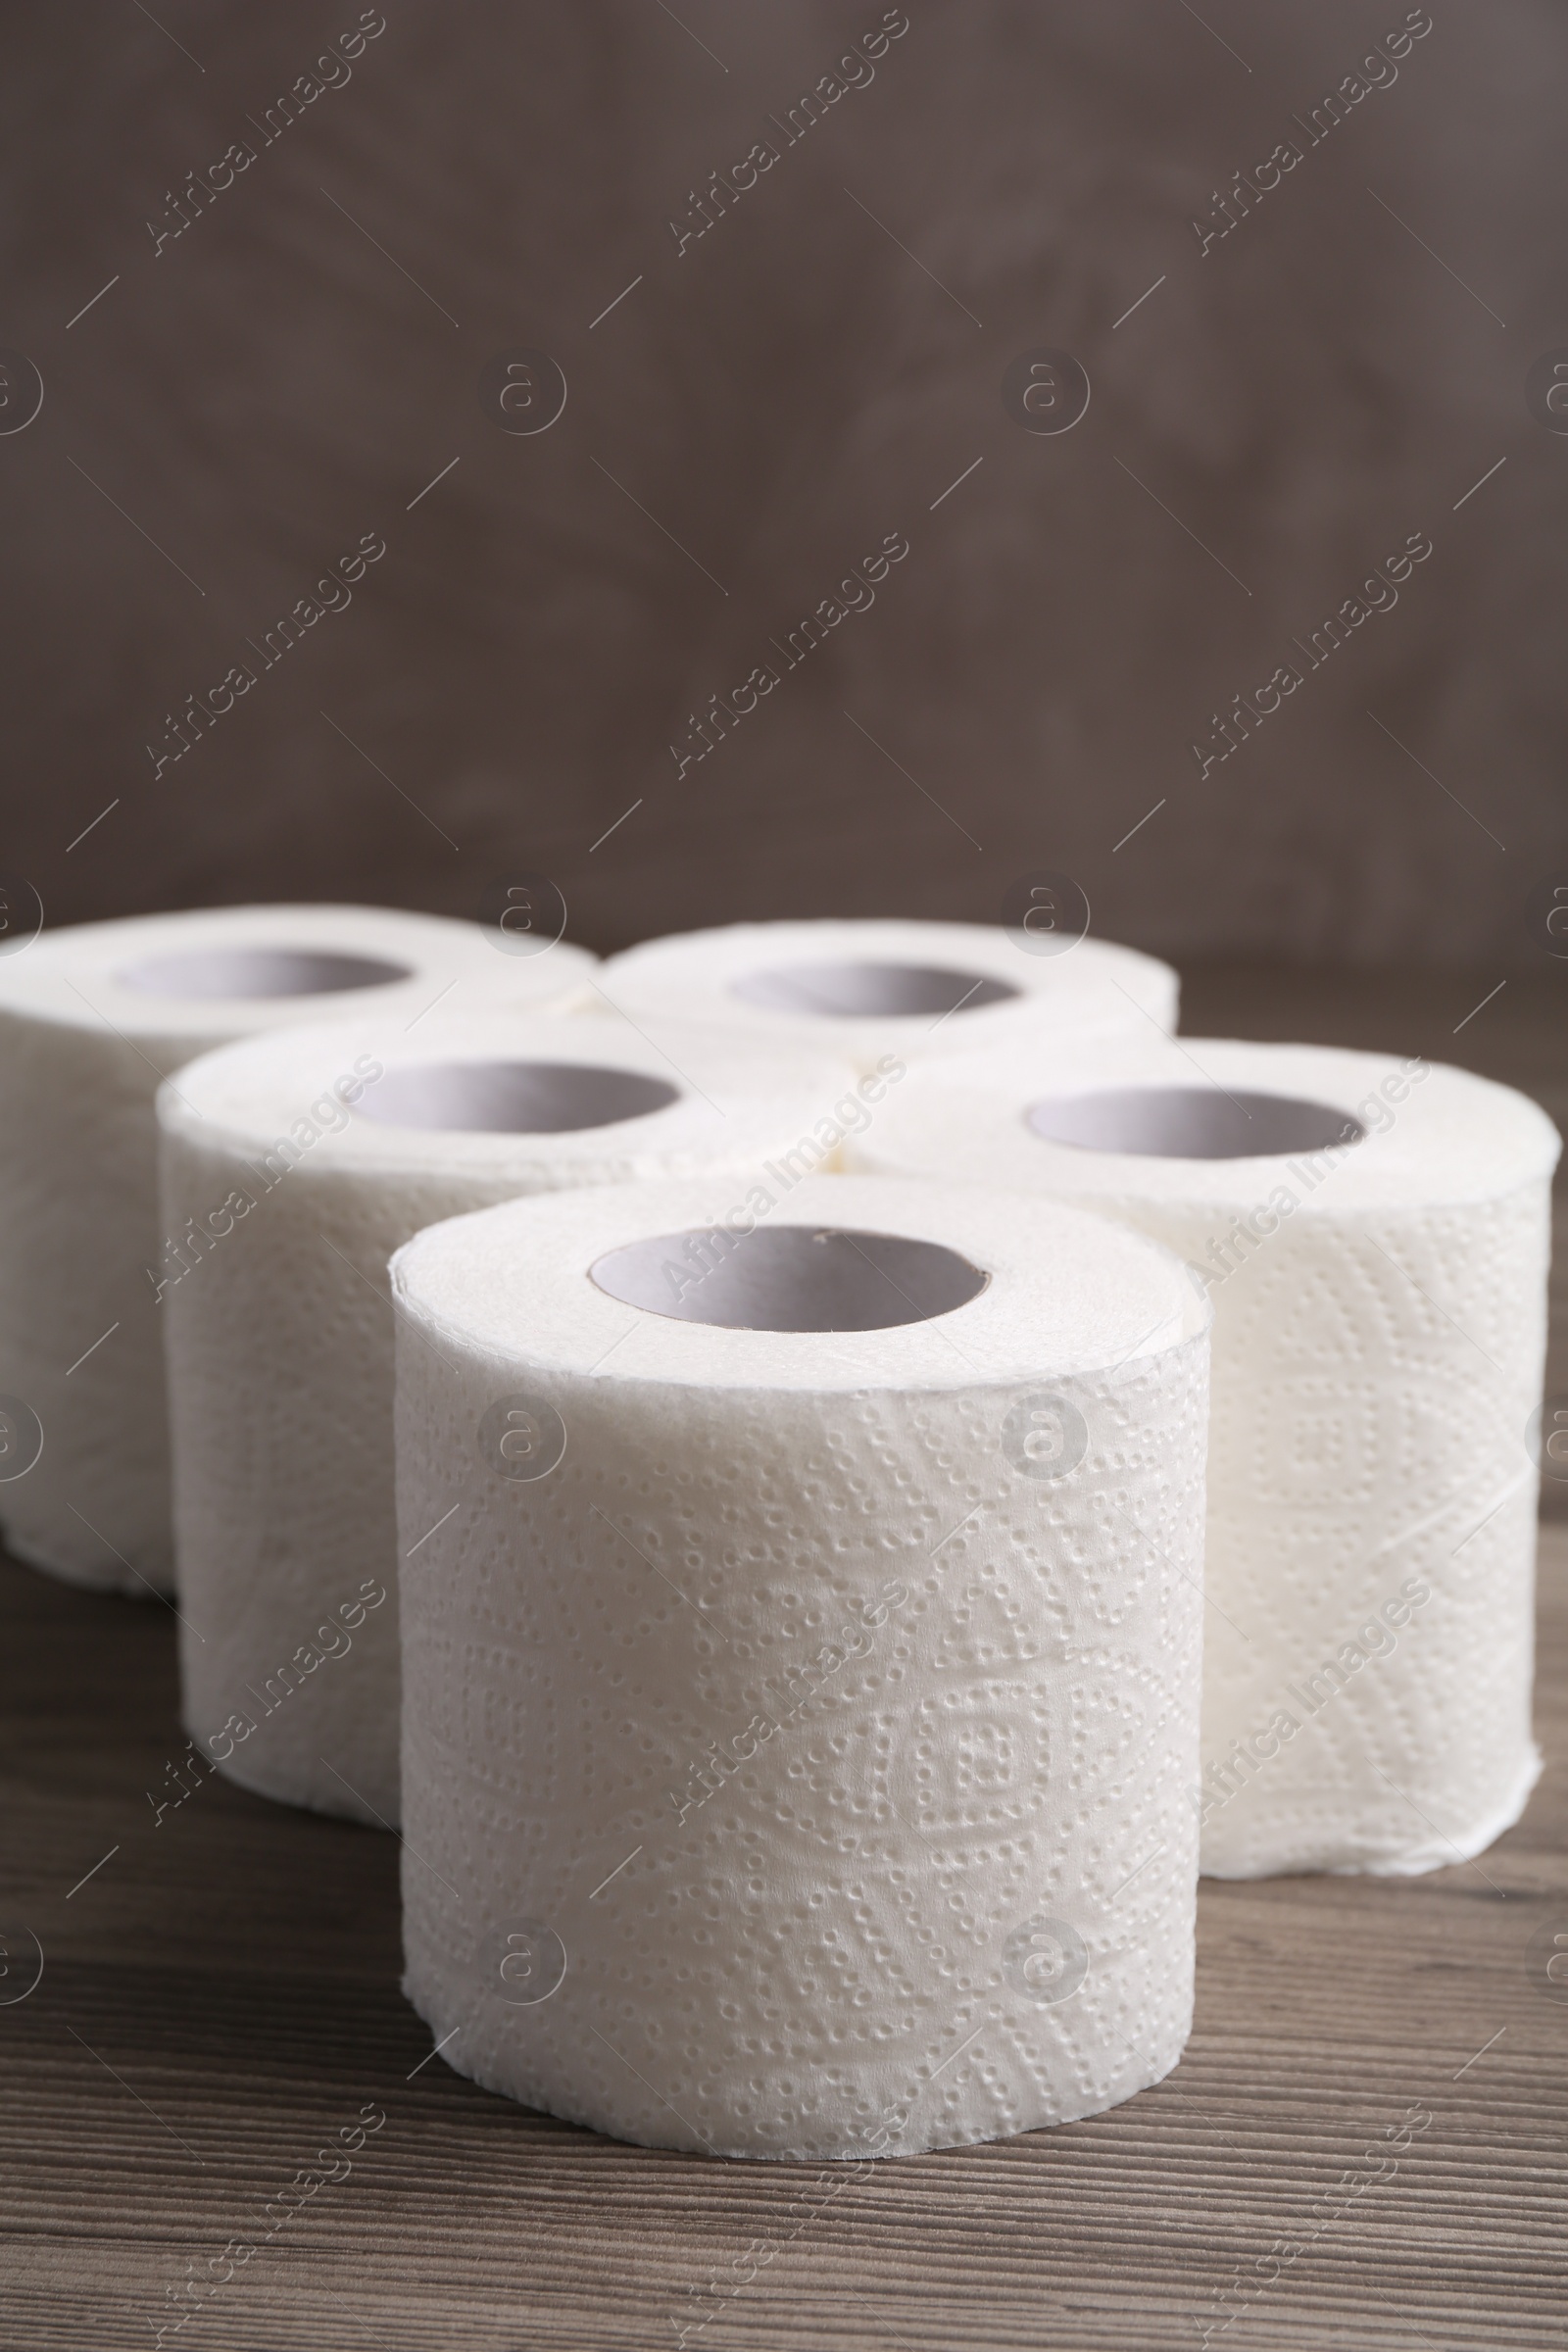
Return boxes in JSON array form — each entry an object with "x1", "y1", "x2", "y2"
[
  {"x1": 0, "y1": 904, "x2": 592, "y2": 1597},
  {"x1": 847, "y1": 1038, "x2": 1562, "y2": 1878},
  {"x1": 595, "y1": 918, "x2": 1178, "y2": 1073},
  {"x1": 390, "y1": 1171, "x2": 1210, "y2": 2159},
  {"x1": 161, "y1": 1016, "x2": 861, "y2": 1826}
]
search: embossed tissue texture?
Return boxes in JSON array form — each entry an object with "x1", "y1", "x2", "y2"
[
  {"x1": 1190, "y1": 1188, "x2": 1551, "y2": 1878},
  {"x1": 847, "y1": 1040, "x2": 1560, "y2": 1878},
  {"x1": 392, "y1": 1197, "x2": 1209, "y2": 2160},
  {"x1": 162, "y1": 1021, "x2": 857, "y2": 1827},
  {"x1": 0, "y1": 905, "x2": 589, "y2": 1596},
  {"x1": 596, "y1": 918, "x2": 1179, "y2": 1074}
]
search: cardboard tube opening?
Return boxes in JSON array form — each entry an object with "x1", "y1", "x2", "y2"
[
  {"x1": 116, "y1": 946, "x2": 413, "y2": 1001},
  {"x1": 1026, "y1": 1085, "x2": 1366, "y2": 1159},
  {"x1": 589, "y1": 1224, "x2": 990, "y2": 1331},
  {"x1": 730, "y1": 959, "x2": 1019, "y2": 1019},
  {"x1": 357, "y1": 1060, "x2": 680, "y2": 1135}
]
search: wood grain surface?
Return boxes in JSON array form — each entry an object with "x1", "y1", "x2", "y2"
[{"x1": 1, "y1": 966, "x2": 1564, "y2": 2351}]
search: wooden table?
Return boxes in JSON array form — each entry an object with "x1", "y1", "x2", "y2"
[{"x1": 3, "y1": 966, "x2": 1565, "y2": 2350}]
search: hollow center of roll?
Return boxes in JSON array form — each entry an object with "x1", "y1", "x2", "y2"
[
  {"x1": 1026, "y1": 1086, "x2": 1365, "y2": 1158},
  {"x1": 355, "y1": 1059, "x2": 681, "y2": 1135},
  {"x1": 589, "y1": 1224, "x2": 990, "y2": 1330},
  {"x1": 115, "y1": 946, "x2": 412, "y2": 1000},
  {"x1": 730, "y1": 959, "x2": 1018, "y2": 1019}
]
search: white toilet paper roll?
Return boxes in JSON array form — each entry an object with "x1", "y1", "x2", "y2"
[
  {"x1": 595, "y1": 918, "x2": 1178, "y2": 1074},
  {"x1": 390, "y1": 1171, "x2": 1210, "y2": 2160},
  {"x1": 0, "y1": 904, "x2": 593, "y2": 1598},
  {"x1": 848, "y1": 1038, "x2": 1562, "y2": 1879},
  {"x1": 161, "y1": 1016, "x2": 862, "y2": 1826}
]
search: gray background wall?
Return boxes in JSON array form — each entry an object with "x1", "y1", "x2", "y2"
[{"x1": 3, "y1": 0, "x2": 1564, "y2": 962}]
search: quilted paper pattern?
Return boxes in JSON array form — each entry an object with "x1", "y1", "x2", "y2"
[{"x1": 393, "y1": 1177, "x2": 1209, "y2": 2160}]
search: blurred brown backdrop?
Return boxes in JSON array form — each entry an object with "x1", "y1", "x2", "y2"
[{"x1": 1, "y1": 0, "x2": 1564, "y2": 963}]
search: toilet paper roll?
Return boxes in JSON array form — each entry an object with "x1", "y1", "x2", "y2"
[
  {"x1": 0, "y1": 904, "x2": 593, "y2": 1597},
  {"x1": 847, "y1": 1038, "x2": 1562, "y2": 1878},
  {"x1": 595, "y1": 918, "x2": 1178, "y2": 1074},
  {"x1": 161, "y1": 1016, "x2": 861, "y2": 1826},
  {"x1": 390, "y1": 1171, "x2": 1210, "y2": 2160}
]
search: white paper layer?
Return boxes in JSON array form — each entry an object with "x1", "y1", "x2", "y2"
[
  {"x1": 594, "y1": 918, "x2": 1178, "y2": 1074},
  {"x1": 391, "y1": 1171, "x2": 1209, "y2": 2160},
  {"x1": 848, "y1": 1037, "x2": 1561, "y2": 1878},
  {"x1": 0, "y1": 905, "x2": 592, "y2": 1596},
  {"x1": 161, "y1": 1016, "x2": 860, "y2": 1825}
]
